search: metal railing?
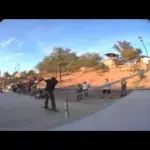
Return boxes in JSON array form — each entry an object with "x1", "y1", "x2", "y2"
[
  {"x1": 56, "y1": 68, "x2": 150, "y2": 91},
  {"x1": 99, "y1": 69, "x2": 150, "y2": 89}
]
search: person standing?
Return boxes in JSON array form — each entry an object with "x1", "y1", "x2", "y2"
[
  {"x1": 3, "y1": 78, "x2": 6, "y2": 90},
  {"x1": 41, "y1": 77, "x2": 59, "y2": 110},
  {"x1": 0, "y1": 88, "x2": 4, "y2": 95},
  {"x1": 17, "y1": 81, "x2": 21, "y2": 94},
  {"x1": 101, "y1": 78, "x2": 112, "y2": 99},
  {"x1": 82, "y1": 81, "x2": 89, "y2": 97},
  {"x1": 76, "y1": 84, "x2": 83, "y2": 101},
  {"x1": 120, "y1": 78, "x2": 127, "y2": 97}
]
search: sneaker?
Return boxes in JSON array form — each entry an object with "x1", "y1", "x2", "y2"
[
  {"x1": 42, "y1": 106, "x2": 48, "y2": 109},
  {"x1": 51, "y1": 108, "x2": 57, "y2": 111}
]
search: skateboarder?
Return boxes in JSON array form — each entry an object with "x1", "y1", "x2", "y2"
[{"x1": 40, "y1": 77, "x2": 59, "y2": 110}]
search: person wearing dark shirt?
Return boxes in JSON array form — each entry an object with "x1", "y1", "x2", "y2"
[
  {"x1": 17, "y1": 81, "x2": 21, "y2": 94},
  {"x1": 0, "y1": 88, "x2": 4, "y2": 95},
  {"x1": 41, "y1": 77, "x2": 59, "y2": 110},
  {"x1": 76, "y1": 84, "x2": 83, "y2": 101},
  {"x1": 120, "y1": 78, "x2": 127, "y2": 97},
  {"x1": 26, "y1": 81, "x2": 31, "y2": 93}
]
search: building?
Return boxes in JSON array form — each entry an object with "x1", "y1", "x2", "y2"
[
  {"x1": 137, "y1": 56, "x2": 150, "y2": 70},
  {"x1": 102, "y1": 53, "x2": 119, "y2": 68},
  {"x1": 33, "y1": 68, "x2": 40, "y2": 74},
  {"x1": 138, "y1": 56, "x2": 150, "y2": 64},
  {"x1": 14, "y1": 73, "x2": 21, "y2": 78}
]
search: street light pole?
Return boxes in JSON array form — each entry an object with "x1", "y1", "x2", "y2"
[
  {"x1": 18, "y1": 63, "x2": 20, "y2": 72},
  {"x1": 58, "y1": 49, "x2": 62, "y2": 82},
  {"x1": 138, "y1": 36, "x2": 148, "y2": 57},
  {"x1": 138, "y1": 37, "x2": 149, "y2": 70}
]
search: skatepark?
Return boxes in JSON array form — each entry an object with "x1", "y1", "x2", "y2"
[
  {"x1": 0, "y1": 66, "x2": 149, "y2": 131},
  {"x1": 1, "y1": 19, "x2": 150, "y2": 131},
  {"x1": 0, "y1": 88, "x2": 128, "y2": 130},
  {"x1": 53, "y1": 90, "x2": 150, "y2": 131},
  {"x1": 0, "y1": 88, "x2": 150, "y2": 131}
]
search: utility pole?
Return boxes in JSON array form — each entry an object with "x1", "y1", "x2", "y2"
[
  {"x1": 138, "y1": 37, "x2": 149, "y2": 70},
  {"x1": 58, "y1": 49, "x2": 62, "y2": 82},
  {"x1": 55, "y1": 66, "x2": 57, "y2": 79},
  {"x1": 138, "y1": 36, "x2": 148, "y2": 57},
  {"x1": 18, "y1": 63, "x2": 20, "y2": 72},
  {"x1": 54, "y1": 57, "x2": 57, "y2": 79}
]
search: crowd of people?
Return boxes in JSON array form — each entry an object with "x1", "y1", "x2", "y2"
[
  {"x1": 76, "y1": 78, "x2": 127, "y2": 101},
  {"x1": 9, "y1": 77, "x2": 42, "y2": 95},
  {"x1": 7, "y1": 76, "x2": 59, "y2": 111},
  {"x1": 1, "y1": 76, "x2": 127, "y2": 111}
]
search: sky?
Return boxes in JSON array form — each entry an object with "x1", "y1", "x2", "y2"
[{"x1": 0, "y1": 19, "x2": 150, "y2": 75}]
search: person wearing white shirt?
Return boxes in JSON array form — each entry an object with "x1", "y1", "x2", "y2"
[
  {"x1": 8, "y1": 84, "x2": 12, "y2": 91},
  {"x1": 82, "y1": 81, "x2": 89, "y2": 97},
  {"x1": 101, "y1": 78, "x2": 112, "y2": 98}
]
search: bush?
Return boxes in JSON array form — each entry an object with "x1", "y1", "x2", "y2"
[
  {"x1": 94, "y1": 63, "x2": 109, "y2": 72},
  {"x1": 138, "y1": 70, "x2": 146, "y2": 80},
  {"x1": 132, "y1": 80, "x2": 141, "y2": 88},
  {"x1": 131, "y1": 64, "x2": 140, "y2": 72},
  {"x1": 127, "y1": 69, "x2": 133, "y2": 72},
  {"x1": 62, "y1": 72, "x2": 70, "y2": 76}
]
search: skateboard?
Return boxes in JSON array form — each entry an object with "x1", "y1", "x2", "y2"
[{"x1": 42, "y1": 107, "x2": 60, "y2": 112}]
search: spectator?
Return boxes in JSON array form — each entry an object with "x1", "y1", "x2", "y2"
[
  {"x1": 101, "y1": 78, "x2": 112, "y2": 99},
  {"x1": 76, "y1": 84, "x2": 83, "y2": 101},
  {"x1": 82, "y1": 81, "x2": 89, "y2": 97},
  {"x1": 120, "y1": 78, "x2": 127, "y2": 97},
  {"x1": 0, "y1": 88, "x2": 4, "y2": 95}
]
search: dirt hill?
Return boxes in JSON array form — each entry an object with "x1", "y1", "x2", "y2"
[
  {"x1": 1, "y1": 66, "x2": 149, "y2": 89},
  {"x1": 41, "y1": 69, "x2": 150, "y2": 88}
]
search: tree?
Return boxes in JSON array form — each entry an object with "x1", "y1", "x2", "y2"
[
  {"x1": 51, "y1": 47, "x2": 77, "y2": 71},
  {"x1": 36, "y1": 47, "x2": 103, "y2": 74},
  {"x1": 36, "y1": 47, "x2": 77, "y2": 73},
  {"x1": 21, "y1": 71, "x2": 27, "y2": 77},
  {"x1": 77, "y1": 52, "x2": 102, "y2": 67},
  {"x1": 27, "y1": 70, "x2": 35, "y2": 76},
  {"x1": 12, "y1": 71, "x2": 18, "y2": 77},
  {"x1": 113, "y1": 41, "x2": 142, "y2": 62},
  {"x1": 4, "y1": 71, "x2": 11, "y2": 77}
]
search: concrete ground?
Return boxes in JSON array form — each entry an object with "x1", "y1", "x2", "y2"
[
  {"x1": 53, "y1": 90, "x2": 150, "y2": 131},
  {"x1": 0, "y1": 89, "x2": 127, "y2": 130}
]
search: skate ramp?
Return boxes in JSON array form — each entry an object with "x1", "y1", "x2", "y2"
[{"x1": 53, "y1": 90, "x2": 150, "y2": 131}]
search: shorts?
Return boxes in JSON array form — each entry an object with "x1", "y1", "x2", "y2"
[
  {"x1": 77, "y1": 92, "x2": 82, "y2": 96},
  {"x1": 103, "y1": 89, "x2": 111, "y2": 94},
  {"x1": 83, "y1": 89, "x2": 88, "y2": 92}
]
